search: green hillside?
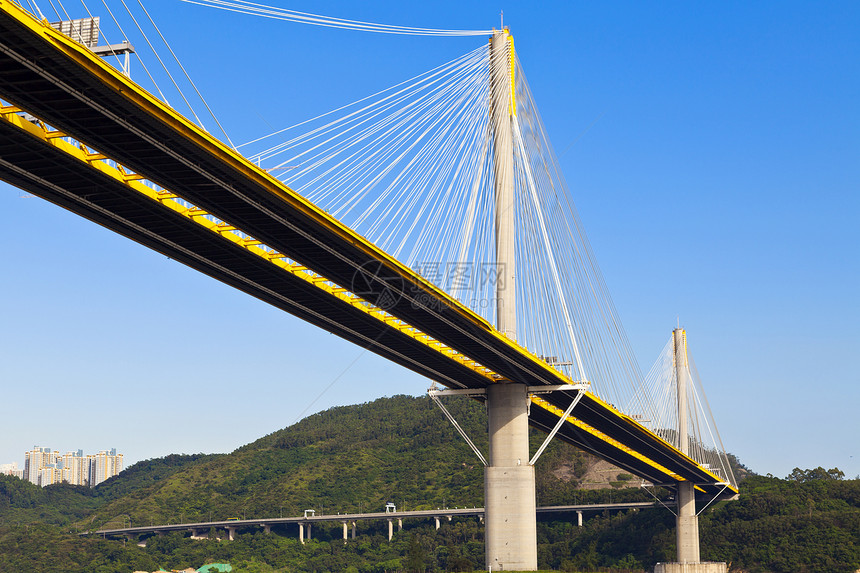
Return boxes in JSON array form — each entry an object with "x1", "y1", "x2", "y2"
[
  {"x1": 76, "y1": 394, "x2": 611, "y2": 530},
  {"x1": 0, "y1": 395, "x2": 857, "y2": 572}
]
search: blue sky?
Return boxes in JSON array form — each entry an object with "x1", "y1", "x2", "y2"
[{"x1": 1, "y1": 0, "x2": 858, "y2": 480}]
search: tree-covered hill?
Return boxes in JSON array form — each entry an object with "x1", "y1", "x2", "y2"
[
  {"x1": 76, "y1": 395, "x2": 610, "y2": 530},
  {"x1": 1, "y1": 395, "x2": 857, "y2": 572}
]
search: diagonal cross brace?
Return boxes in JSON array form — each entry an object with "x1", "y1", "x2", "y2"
[
  {"x1": 427, "y1": 383, "x2": 589, "y2": 467},
  {"x1": 529, "y1": 387, "x2": 586, "y2": 465},
  {"x1": 428, "y1": 387, "x2": 488, "y2": 466}
]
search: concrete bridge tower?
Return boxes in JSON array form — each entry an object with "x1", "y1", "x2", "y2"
[
  {"x1": 484, "y1": 28, "x2": 539, "y2": 572},
  {"x1": 654, "y1": 329, "x2": 727, "y2": 573}
]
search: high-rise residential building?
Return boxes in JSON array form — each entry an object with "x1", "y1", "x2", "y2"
[
  {"x1": 37, "y1": 464, "x2": 62, "y2": 487},
  {"x1": 20, "y1": 447, "x2": 123, "y2": 487},
  {"x1": 0, "y1": 462, "x2": 23, "y2": 480},
  {"x1": 24, "y1": 447, "x2": 59, "y2": 485},
  {"x1": 60, "y1": 450, "x2": 89, "y2": 486},
  {"x1": 88, "y1": 448, "x2": 123, "y2": 487}
]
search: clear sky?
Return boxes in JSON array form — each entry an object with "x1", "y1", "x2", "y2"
[{"x1": 1, "y1": 0, "x2": 858, "y2": 480}]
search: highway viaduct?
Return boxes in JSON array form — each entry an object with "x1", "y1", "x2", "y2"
[{"x1": 85, "y1": 501, "x2": 667, "y2": 544}]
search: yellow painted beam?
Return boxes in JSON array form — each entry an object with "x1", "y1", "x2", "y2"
[{"x1": 530, "y1": 395, "x2": 685, "y2": 482}]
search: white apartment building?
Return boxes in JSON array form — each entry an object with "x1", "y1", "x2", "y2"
[
  {"x1": 60, "y1": 450, "x2": 89, "y2": 486},
  {"x1": 19, "y1": 446, "x2": 123, "y2": 487},
  {"x1": 0, "y1": 462, "x2": 24, "y2": 479},
  {"x1": 37, "y1": 464, "x2": 62, "y2": 487},
  {"x1": 88, "y1": 448, "x2": 123, "y2": 486},
  {"x1": 24, "y1": 447, "x2": 59, "y2": 485}
]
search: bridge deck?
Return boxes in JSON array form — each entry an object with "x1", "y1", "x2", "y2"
[{"x1": 0, "y1": 1, "x2": 735, "y2": 498}]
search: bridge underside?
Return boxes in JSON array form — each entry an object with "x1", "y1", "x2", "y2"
[{"x1": 0, "y1": 3, "x2": 734, "y2": 500}]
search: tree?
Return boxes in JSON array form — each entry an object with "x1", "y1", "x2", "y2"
[
  {"x1": 405, "y1": 534, "x2": 428, "y2": 572},
  {"x1": 787, "y1": 467, "x2": 845, "y2": 483}
]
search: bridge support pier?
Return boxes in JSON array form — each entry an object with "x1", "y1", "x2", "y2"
[
  {"x1": 576, "y1": 510, "x2": 583, "y2": 527},
  {"x1": 677, "y1": 481, "x2": 699, "y2": 562},
  {"x1": 351, "y1": 521, "x2": 356, "y2": 539},
  {"x1": 435, "y1": 517, "x2": 440, "y2": 530},
  {"x1": 298, "y1": 523, "x2": 304, "y2": 545},
  {"x1": 190, "y1": 528, "x2": 207, "y2": 540},
  {"x1": 226, "y1": 526, "x2": 236, "y2": 541},
  {"x1": 342, "y1": 521, "x2": 348, "y2": 543},
  {"x1": 387, "y1": 519, "x2": 393, "y2": 541},
  {"x1": 485, "y1": 382, "x2": 537, "y2": 571}
]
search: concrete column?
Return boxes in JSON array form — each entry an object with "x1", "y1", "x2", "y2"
[
  {"x1": 261, "y1": 524, "x2": 271, "y2": 534},
  {"x1": 435, "y1": 517, "x2": 440, "y2": 530},
  {"x1": 298, "y1": 523, "x2": 304, "y2": 545},
  {"x1": 485, "y1": 382, "x2": 537, "y2": 571},
  {"x1": 307, "y1": 523, "x2": 312, "y2": 541},
  {"x1": 351, "y1": 521, "x2": 356, "y2": 539},
  {"x1": 397, "y1": 518, "x2": 403, "y2": 531},
  {"x1": 226, "y1": 527, "x2": 236, "y2": 541},
  {"x1": 677, "y1": 482, "x2": 700, "y2": 562},
  {"x1": 576, "y1": 510, "x2": 583, "y2": 527},
  {"x1": 343, "y1": 521, "x2": 350, "y2": 542},
  {"x1": 674, "y1": 328, "x2": 700, "y2": 563},
  {"x1": 387, "y1": 519, "x2": 393, "y2": 541},
  {"x1": 491, "y1": 29, "x2": 516, "y2": 341}
]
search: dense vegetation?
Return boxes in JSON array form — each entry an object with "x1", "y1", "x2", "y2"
[{"x1": 0, "y1": 395, "x2": 857, "y2": 572}]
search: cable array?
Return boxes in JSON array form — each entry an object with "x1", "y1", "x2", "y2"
[
  {"x1": 182, "y1": 0, "x2": 494, "y2": 36},
  {"x1": 640, "y1": 335, "x2": 738, "y2": 487},
  {"x1": 242, "y1": 40, "x2": 660, "y2": 423},
  {"x1": 511, "y1": 56, "x2": 653, "y2": 417}
]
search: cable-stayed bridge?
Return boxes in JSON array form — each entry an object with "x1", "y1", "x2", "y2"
[{"x1": 0, "y1": 1, "x2": 736, "y2": 570}]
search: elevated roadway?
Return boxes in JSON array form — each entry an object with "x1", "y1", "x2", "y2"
[{"x1": 85, "y1": 502, "x2": 667, "y2": 540}]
